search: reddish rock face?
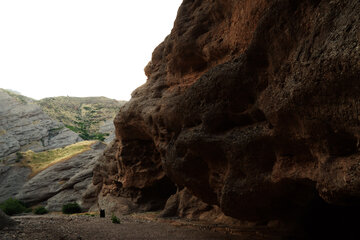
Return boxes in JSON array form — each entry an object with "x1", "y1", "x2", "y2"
[{"x1": 93, "y1": 0, "x2": 360, "y2": 222}]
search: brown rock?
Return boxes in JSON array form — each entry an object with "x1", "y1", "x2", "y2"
[
  {"x1": 161, "y1": 188, "x2": 241, "y2": 225},
  {"x1": 95, "y1": 0, "x2": 360, "y2": 228},
  {"x1": 91, "y1": 139, "x2": 176, "y2": 214}
]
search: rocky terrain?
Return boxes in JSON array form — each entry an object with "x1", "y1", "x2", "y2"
[
  {"x1": 1, "y1": 213, "x2": 264, "y2": 240},
  {"x1": 0, "y1": 141, "x2": 105, "y2": 209},
  {"x1": 16, "y1": 142, "x2": 106, "y2": 211},
  {"x1": 90, "y1": 0, "x2": 360, "y2": 238},
  {"x1": 38, "y1": 96, "x2": 126, "y2": 141},
  {"x1": 0, "y1": 166, "x2": 31, "y2": 203},
  {"x1": 0, "y1": 89, "x2": 113, "y2": 209},
  {"x1": 0, "y1": 89, "x2": 82, "y2": 162}
]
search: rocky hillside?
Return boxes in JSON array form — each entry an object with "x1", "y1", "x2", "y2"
[
  {"x1": 16, "y1": 141, "x2": 106, "y2": 211},
  {"x1": 90, "y1": 0, "x2": 360, "y2": 238},
  {"x1": 38, "y1": 96, "x2": 126, "y2": 141},
  {"x1": 0, "y1": 89, "x2": 110, "y2": 209},
  {"x1": 0, "y1": 89, "x2": 82, "y2": 162},
  {"x1": 0, "y1": 140, "x2": 106, "y2": 210}
]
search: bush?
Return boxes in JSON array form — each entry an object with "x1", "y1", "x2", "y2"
[
  {"x1": 33, "y1": 206, "x2": 48, "y2": 215},
  {"x1": 62, "y1": 202, "x2": 82, "y2": 214},
  {"x1": 0, "y1": 198, "x2": 27, "y2": 216},
  {"x1": 16, "y1": 152, "x2": 23, "y2": 162},
  {"x1": 111, "y1": 214, "x2": 120, "y2": 224}
]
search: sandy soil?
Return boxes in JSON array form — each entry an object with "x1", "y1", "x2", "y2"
[{"x1": 0, "y1": 213, "x2": 289, "y2": 240}]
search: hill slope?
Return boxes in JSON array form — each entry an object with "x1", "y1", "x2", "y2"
[{"x1": 37, "y1": 96, "x2": 126, "y2": 141}]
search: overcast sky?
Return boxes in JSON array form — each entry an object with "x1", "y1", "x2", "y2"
[{"x1": 0, "y1": 0, "x2": 182, "y2": 101}]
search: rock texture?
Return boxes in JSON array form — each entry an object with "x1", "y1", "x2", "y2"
[
  {"x1": 16, "y1": 142, "x2": 106, "y2": 211},
  {"x1": 94, "y1": 0, "x2": 360, "y2": 227},
  {"x1": 89, "y1": 139, "x2": 176, "y2": 214},
  {"x1": 0, "y1": 89, "x2": 82, "y2": 161},
  {"x1": 0, "y1": 209, "x2": 16, "y2": 230},
  {"x1": 160, "y1": 188, "x2": 241, "y2": 225},
  {"x1": 99, "y1": 119, "x2": 116, "y2": 143},
  {"x1": 0, "y1": 166, "x2": 31, "y2": 203}
]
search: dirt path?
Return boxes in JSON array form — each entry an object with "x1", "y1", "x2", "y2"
[
  {"x1": 0, "y1": 213, "x2": 243, "y2": 240},
  {"x1": 1, "y1": 212, "x2": 292, "y2": 240}
]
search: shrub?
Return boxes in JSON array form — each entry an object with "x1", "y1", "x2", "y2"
[
  {"x1": 111, "y1": 214, "x2": 120, "y2": 224},
  {"x1": 62, "y1": 202, "x2": 82, "y2": 214},
  {"x1": 0, "y1": 198, "x2": 26, "y2": 216},
  {"x1": 33, "y1": 206, "x2": 48, "y2": 215},
  {"x1": 16, "y1": 152, "x2": 23, "y2": 162}
]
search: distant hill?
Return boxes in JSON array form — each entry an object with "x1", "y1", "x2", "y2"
[{"x1": 37, "y1": 96, "x2": 126, "y2": 141}]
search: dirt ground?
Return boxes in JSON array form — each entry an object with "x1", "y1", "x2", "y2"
[{"x1": 0, "y1": 212, "x2": 289, "y2": 240}]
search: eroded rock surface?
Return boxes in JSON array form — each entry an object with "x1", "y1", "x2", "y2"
[
  {"x1": 89, "y1": 139, "x2": 176, "y2": 214},
  {"x1": 94, "y1": 0, "x2": 360, "y2": 226},
  {"x1": 0, "y1": 89, "x2": 82, "y2": 161},
  {"x1": 16, "y1": 142, "x2": 106, "y2": 211},
  {"x1": 0, "y1": 166, "x2": 31, "y2": 202},
  {"x1": 99, "y1": 119, "x2": 116, "y2": 143}
]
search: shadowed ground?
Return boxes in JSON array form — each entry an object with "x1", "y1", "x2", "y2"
[{"x1": 0, "y1": 213, "x2": 290, "y2": 240}]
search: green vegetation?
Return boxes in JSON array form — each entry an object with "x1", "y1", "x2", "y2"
[
  {"x1": 38, "y1": 96, "x2": 125, "y2": 141},
  {"x1": 15, "y1": 152, "x2": 23, "y2": 162},
  {"x1": 0, "y1": 198, "x2": 27, "y2": 216},
  {"x1": 84, "y1": 213, "x2": 96, "y2": 217},
  {"x1": 33, "y1": 206, "x2": 48, "y2": 215},
  {"x1": 62, "y1": 202, "x2": 82, "y2": 214},
  {"x1": 111, "y1": 214, "x2": 121, "y2": 224},
  {"x1": 65, "y1": 125, "x2": 108, "y2": 141},
  {"x1": 21, "y1": 141, "x2": 96, "y2": 177}
]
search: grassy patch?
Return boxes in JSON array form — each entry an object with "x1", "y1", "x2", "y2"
[
  {"x1": 84, "y1": 212, "x2": 96, "y2": 217},
  {"x1": 21, "y1": 141, "x2": 96, "y2": 177},
  {"x1": 0, "y1": 129, "x2": 6, "y2": 136}
]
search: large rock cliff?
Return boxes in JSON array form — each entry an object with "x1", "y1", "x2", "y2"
[{"x1": 93, "y1": 0, "x2": 360, "y2": 232}]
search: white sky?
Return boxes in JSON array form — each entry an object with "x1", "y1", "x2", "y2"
[{"x1": 0, "y1": 0, "x2": 182, "y2": 101}]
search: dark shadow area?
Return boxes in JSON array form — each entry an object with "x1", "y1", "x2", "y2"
[
  {"x1": 138, "y1": 176, "x2": 177, "y2": 211},
  {"x1": 303, "y1": 196, "x2": 360, "y2": 240}
]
